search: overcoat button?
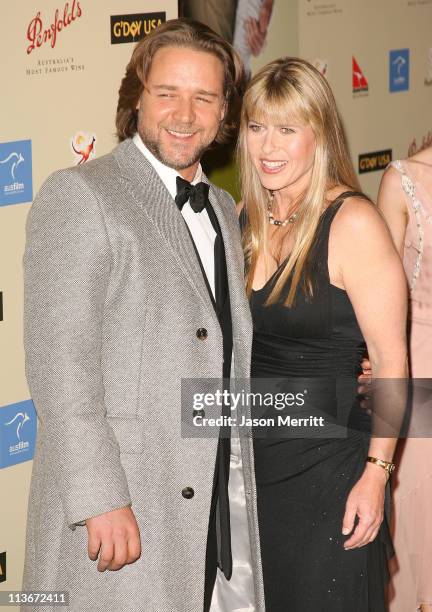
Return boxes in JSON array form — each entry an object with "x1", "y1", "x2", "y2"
[
  {"x1": 196, "y1": 328, "x2": 208, "y2": 340},
  {"x1": 193, "y1": 409, "x2": 205, "y2": 418},
  {"x1": 182, "y1": 487, "x2": 194, "y2": 499}
]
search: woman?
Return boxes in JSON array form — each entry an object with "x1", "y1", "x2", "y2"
[
  {"x1": 237, "y1": 57, "x2": 408, "y2": 610},
  {"x1": 378, "y1": 148, "x2": 432, "y2": 612}
]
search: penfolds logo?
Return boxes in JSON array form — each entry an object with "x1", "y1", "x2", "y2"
[{"x1": 26, "y1": 1, "x2": 82, "y2": 55}]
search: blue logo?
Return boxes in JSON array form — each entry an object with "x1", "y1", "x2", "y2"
[
  {"x1": 389, "y1": 49, "x2": 410, "y2": 92},
  {"x1": 0, "y1": 140, "x2": 33, "y2": 206},
  {"x1": 0, "y1": 400, "x2": 37, "y2": 469}
]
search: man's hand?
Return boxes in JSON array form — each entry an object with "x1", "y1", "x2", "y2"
[
  {"x1": 358, "y1": 357, "x2": 372, "y2": 387},
  {"x1": 358, "y1": 357, "x2": 372, "y2": 412},
  {"x1": 86, "y1": 506, "x2": 141, "y2": 571},
  {"x1": 244, "y1": 0, "x2": 274, "y2": 56}
]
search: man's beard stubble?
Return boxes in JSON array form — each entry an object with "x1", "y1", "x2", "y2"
[{"x1": 139, "y1": 125, "x2": 211, "y2": 172}]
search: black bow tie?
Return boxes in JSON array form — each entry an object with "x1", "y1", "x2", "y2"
[{"x1": 175, "y1": 176, "x2": 210, "y2": 213}]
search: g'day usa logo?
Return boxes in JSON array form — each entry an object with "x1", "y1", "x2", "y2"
[
  {"x1": 0, "y1": 400, "x2": 37, "y2": 469},
  {"x1": 110, "y1": 12, "x2": 166, "y2": 44},
  {"x1": 0, "y1": 140, "x2": 33, "y2": 206},
  {"x1": 359, "y1": 149, "x2": 392, "y2": 174},
  {"x1": 390, "y1": 49, "x2": 410, "y2": 92}
]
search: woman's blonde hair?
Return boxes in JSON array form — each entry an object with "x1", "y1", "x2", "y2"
[{"x1": 237, "y1": 57, "x2": 361, "y2": 306}]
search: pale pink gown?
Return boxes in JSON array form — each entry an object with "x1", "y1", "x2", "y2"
[{"x1": 388, "y1": 159, "x2": 432, "y2": 611}]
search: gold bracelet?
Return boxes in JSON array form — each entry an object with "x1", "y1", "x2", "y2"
[{"x1": 366, "y1": 456, "x2": 396, "y2": 475}]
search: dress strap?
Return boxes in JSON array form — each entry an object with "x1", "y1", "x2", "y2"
[
  {"x1": 389, "y1": 159, "x2": 404, "y2": 174},
  {"x1": 389, "y1": 161, "x2": 424, "y2": 292},
  {"x1": 320, "y1": 190, "x2": 367, "y2": 230},
  {"x1": 333, "y1": 189, "x2": 367, "y2": 202},
  {"x1": 388, "y1": 160, "x2": 421, "y2": 215}
]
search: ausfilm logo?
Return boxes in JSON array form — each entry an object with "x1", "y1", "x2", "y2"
[
  {"x1": 26, "y1": 1, "x2": 82, "y2": 55},
  {"x1": 0, "y1": 400, "x2": 37, "y2": 469},
  {"x1": 0, "y1": 140, "x2": 33, "y2": 206}
]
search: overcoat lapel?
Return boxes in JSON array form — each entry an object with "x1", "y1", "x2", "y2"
[
  {"x1": 113, "y1": 139, "x2": 219, "y2": 327},
  {"x1": 203, "y1": 176, "x2": 251, "y2": 379}
]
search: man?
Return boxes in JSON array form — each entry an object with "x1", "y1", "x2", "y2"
[{"x1": 22, "y1": 18, "x2": 264, "y2": 612}]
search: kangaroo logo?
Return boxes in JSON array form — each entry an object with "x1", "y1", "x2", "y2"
[
  {"x1": 0, "y1": 152, "x2": 24, "y2": 180},
  {"x1": 5, "y1": 411, "x2": 30, "y2": 441},
  {"x1": 71, "y1": 133, "x2": 96, "y2": 165}
]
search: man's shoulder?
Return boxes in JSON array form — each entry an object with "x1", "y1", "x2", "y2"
[
  {"x1": 39, "y1": 142, "x2": 126, "y2": 196},
  {"x1": 72, "y1": 143, "x2": 123, "y2": 183}
]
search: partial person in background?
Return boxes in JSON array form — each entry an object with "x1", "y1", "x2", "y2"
[
  {"x1": 237, "y1": 57, "x2": 407, "y2": 611},
  {"x1": 233, "y1": 0, "x2": 274, "y2": 75},
  {"x1": 179, "y1": 0, "x2": 238, "y2": 43},
  {"x1": 378, "y1": 147, "x2": 432, "y2": 612},
  {"x1": 180, "y1": 0, "x2": 275, "y2": 77}
]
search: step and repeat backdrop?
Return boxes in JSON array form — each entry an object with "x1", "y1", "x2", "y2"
[
  {"x1": 297, "y1": 0, "x2": 432, "y2": 199},
  {"x1": 0, "y1": 0, "x2": 431, "y2": 602},
  {"x1": 179, "y1": 0, "x2": 431, "y2": 199}
]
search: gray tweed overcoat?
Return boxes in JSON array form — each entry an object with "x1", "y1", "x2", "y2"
[{"x1": 22, "y1": 138, "x2": 265, "y2": 612}]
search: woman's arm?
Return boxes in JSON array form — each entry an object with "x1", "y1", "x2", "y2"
[
  {"x1": 377, "y1": 166, "x2": 409, "y2": 257},
  {"x1": 330, "y1": 196, "x2": 408, "y2": 549},
  {"x1": 358, "y1": 169, "x2": 408, "y2": 386}
]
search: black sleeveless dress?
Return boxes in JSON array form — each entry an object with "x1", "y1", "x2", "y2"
[{"x1": 248, "y1": 193, "x2": 392, "y2": 611}]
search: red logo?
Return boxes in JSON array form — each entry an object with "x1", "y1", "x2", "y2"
[
  {"x1": 26, "y1": 1, "x2": 82, "y2": 55},
  {"x1": 71, "y1": 132, "x2": 96, "y2": 165},
  {"x1": 352, "y1": 57, "x2": 368, "y2": 93}
]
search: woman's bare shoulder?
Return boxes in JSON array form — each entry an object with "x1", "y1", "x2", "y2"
[
  {"x1": 410, "y1": 146, "x2": 432, "y2": 165},
  {"x1": 377, "y1": 165, "x2": 408, "y2": 216},
  {"x1": 379, "y1": 163, "x2": 404, "y2": 190},
  {"x1": 331, "y1": 192, "x2": 384, "y2": 237}
]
